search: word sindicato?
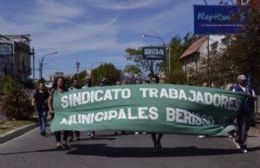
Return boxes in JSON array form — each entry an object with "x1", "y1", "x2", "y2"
[{"x1": 61, "y1": 88, "x2": 131, "y2": 108}]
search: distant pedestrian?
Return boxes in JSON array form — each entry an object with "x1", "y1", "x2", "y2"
[
  {"x1": 32, "y1": 81, "x2": 49, "y2": 136},
  {"x1": 48, "y1": 76, "x2": 70, "y2": 149},
  {"x1": 232, "y1": 74, "x2": 256, "y2": 153},
  {"x1": 82, "y1": 75, "x2": 96, "y2": 139},
  {"x1": 68, "y1": 78, "x2": 81, "y2": 141}
]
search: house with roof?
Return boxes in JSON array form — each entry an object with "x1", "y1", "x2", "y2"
[
  {"x1": 179, "y1": 35, "x2": 229, "y2": 84},
  {"x1": 0, "y1": 34, "x2": 32, "y2": 81}
]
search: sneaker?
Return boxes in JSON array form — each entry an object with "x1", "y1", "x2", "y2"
[
  {"x1": 135, "y1": 132, "x2": 139, "y2": 135},
  {"x1": 40, "y1": 132, "x2": 46, "y2": 137},
  {"x1": 62, "y1": 143, "x2": 70, "y2": 149},
  {"x1": 241, "y1": 148, "x2": 248, "y2": 153},
  {"x1": 56, "y1": 143, "x2": 62, "y2": 149},
  {"x1": 157, "y1": 142, "x2": 162, "y2": 149},
  {"x1": 232, "y1": 139, "x2": 241, "y2": 149},
  {"x1": 90, "y1": 132, "x2": 95, "y2": 139},
  {"x1": 198, "y1": 135, "x2": 206, "y2": 138}
]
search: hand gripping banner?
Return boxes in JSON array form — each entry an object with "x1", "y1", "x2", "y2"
[{"x1": 50, "y1": 84, "x2": 248, "y2": 136}]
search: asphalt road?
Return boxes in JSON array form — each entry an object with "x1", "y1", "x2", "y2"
[{"x1": 0, "y1": 126, "x2": 260, "y2": 168}]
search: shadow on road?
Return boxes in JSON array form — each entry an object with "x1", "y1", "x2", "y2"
[
  {"x1": 1, "y1": 144, "x2": 260, "y2": 157},
  {"x1": 66, "y1": 144, "x2": 260, "y2": 157}
]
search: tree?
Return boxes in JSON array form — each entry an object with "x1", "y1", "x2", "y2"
[
  {"x1": 2, "y1": 76, "x2": 34, "y2": 120},
  {"x1": 91, "y1": 63, "x2": 121, "y2": 86},
  {"x1": 188, "y1": 10, "x2": 260, "y2": 88},
  {"x1": 223, "y1": 9, "x2": 260, "y2": 87},
  {"x1": 71, "y1": 70, "x2": 88, "y2": 86},
  {"x1": 166, "y1": 34, "x2": 200, "y2": 84},
  {"x1": 125, "y1": 48, "x2": 162, "y2": 77},
  {"x1": 196, "y1": 10, "x2": 260, "y2": 87},
  {"x1": 124, "y1": 65, "x2": 142, "y2": 77}
]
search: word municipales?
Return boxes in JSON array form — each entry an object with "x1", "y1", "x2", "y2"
[
  {"x1": 60, "y1": 87, "x2": 241, "y2": 112},
  {"x1": 59, "y1": 107, "x2": 215, "y2": 126}
]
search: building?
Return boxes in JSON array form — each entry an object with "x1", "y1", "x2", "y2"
[
  {"x1": 0, "y1": 34, "x2": 32, "y2": 81},
  {"x1": 236, "y1": 0, "x2": 260, "y2": 10},
  {"x1": 179, "y1": 35, "x2": 229, "y2": 83}
]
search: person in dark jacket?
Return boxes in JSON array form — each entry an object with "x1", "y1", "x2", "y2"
[
  {"x1": 232, "y1": 74, "x2": 256, "y2": 153},
  {"x1": 32, "y1": 81, "x2": 49, "y2": 136}
]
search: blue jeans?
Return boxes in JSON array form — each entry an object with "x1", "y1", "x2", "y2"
[{"x1": 38, "y1": 110, "x2": 47, "y2": 134}]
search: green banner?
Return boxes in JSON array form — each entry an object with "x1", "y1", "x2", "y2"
[{"x1": 50, "y1": 84, "x2": 248, "y2": 136}]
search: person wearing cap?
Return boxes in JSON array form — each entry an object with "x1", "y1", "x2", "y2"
[{"x1": 232, "y1": 74, "x2": 256, "y2": 153}]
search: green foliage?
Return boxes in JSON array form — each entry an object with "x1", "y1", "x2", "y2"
[
  {"x1": 165, "y1": 69, "x2": 186, "y2": 84},
  {"x1": 223, "y1": 10, "x2": 260, "y2": 86},
  {"x1": 0, "y1": 75, "x2": 5, "y2": 94},
  {"x1": 166, "y1": 34, "x2": 200, "y2": 84},
  {"x1": 124, "y1": 65, "x2": 142, "y2": 76},
  {"x1": 125, "y1": 48, "x2": 161, "y2": 76},
  {"x1": 91, "y1": 63, "x2": 121, "y2": 86},
  {"x1": 78, "y1": 70, "x2": 88, "y2": 86},
  {"x1": 2, "y1": 76, "x2": 34, "y2": 120}
]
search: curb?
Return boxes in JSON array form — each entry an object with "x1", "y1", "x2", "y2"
[{"x1": 0, "y1": 122, "x2": 38, "y2": 144}]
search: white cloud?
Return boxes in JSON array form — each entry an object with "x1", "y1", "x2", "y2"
[
  {"x1": 86, "y1": 0, "x2": 162, "y2": 10},
  {"x1": 0, "y1": 0, "x2": 196, "y2": 60},
  {"x1": 127, "y1": 0, "x2": 197, "y2": 37},
  {"x1": 37, "y1": 0, "x2": 84, "y2": 18}
]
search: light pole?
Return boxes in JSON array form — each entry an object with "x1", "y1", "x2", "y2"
[
  {"x1": 142, "y1": 34, "x2": 171, "y2": 76},
  {"x1": 30, "y1": 48, "x2": 35, "y2": 82},
  {"x1": 76, "y1": 61, "x2": 80, "y2": 77},
  {"x1": 202, "y1": 0, "x2": 211, "y2": 86},
  {"x1": 39, "y1": 52, "x2": 58, "y2": 80}
]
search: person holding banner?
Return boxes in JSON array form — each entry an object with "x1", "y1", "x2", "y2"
[
  {"x1": 232, "y1": 74, "x2": 256, "y2": 153},
  {"x1": 48, "y1": 76, "x2": 70, "y2": 149},
  {"x1": 82, "y1": 75, "x2": 96, "y2": 139},
  {"x1": 150, "y1": 75, "x2": 164, "y2": 149},
  {"x1": 68, "y1": 78, "x2": 81, "y2": 141}
]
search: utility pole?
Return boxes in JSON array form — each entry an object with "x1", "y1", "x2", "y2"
[
  {"x1": 30, "y1": 48, "x2": 35, "y2": 82},
  {"x1": 76, "y1": 61, "x2": 80, "y2": 77}
]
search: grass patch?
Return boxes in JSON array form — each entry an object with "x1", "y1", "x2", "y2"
[{"x1": 0, "y1": 118, "x2": 37, "y2": 135}]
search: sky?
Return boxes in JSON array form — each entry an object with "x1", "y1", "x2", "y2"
[{"x1": 0, "y1": 0, "x2": 221, "y2": 79}]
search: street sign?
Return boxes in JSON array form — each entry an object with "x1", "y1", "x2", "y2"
[
  {"x1": 194, "y1": 5, "x2": 248, "y2": 34},
  {"x1": 0, "y1": 43, "x2": 13, "y2": 56},
  {"x1": 142, "y1": 47, "x2": 166, "y2": 60}
]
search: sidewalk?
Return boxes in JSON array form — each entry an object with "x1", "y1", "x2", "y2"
[
  {"x1": 0, "y1": 113, "x2": 51, "y2": 144},
  {"x1": 0, "y1": 122, "x2": 37, "y2": 143}
]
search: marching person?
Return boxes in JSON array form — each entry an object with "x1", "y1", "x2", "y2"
[
  {"x1": 82, "y1": 75, "x2": 96, "y2": 139},
  {"x1": 32, "y1": 81, "x2": 49, "y2": 136},
  {"x1": 68, "y1": 78, "x2": 81, "y2": 141},
  {"x1": 150, "y1": 75, "x2": 164, "y2": 149},
  {"x1": 232, "y1": 74, "x2": 256, "y2": 153},
  {"x1": 48, "y1": 76, "x2": 70, "y2": 149}
]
